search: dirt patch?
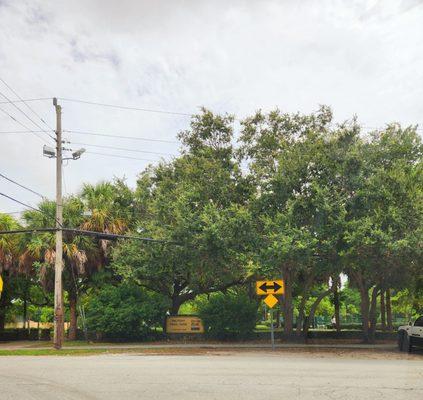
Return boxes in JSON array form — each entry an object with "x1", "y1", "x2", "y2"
[{"x1": 117, "y1": 346, "x2": 423, "y2": 360}]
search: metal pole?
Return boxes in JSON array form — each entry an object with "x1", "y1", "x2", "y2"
[
  {"x1": 53, "y1": 97, "x2": 64, "y2": 350},
  {"x1": 270, "y1": 308, "x2": 275, "y2": 350}
]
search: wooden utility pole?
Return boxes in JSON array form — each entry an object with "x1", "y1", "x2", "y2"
[{"x1": 53, "y1": 97, "x2": 64, "y2": 349}]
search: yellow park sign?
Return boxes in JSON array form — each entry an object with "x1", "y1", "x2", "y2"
[{"x1": 166, "y1": 316, "x2": 205, "y2": 334}]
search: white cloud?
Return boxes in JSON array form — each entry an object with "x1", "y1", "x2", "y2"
[{"x1": 0, "y1": 0, "x2": 422, "y2": 211}]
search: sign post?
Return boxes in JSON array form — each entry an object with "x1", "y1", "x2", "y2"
[
  {"x1": 270, "y1": 308, "x2": 275, "y2": 350},
  {"x1": 256, "y1": 280, "x2": 284, "y2": 350}
]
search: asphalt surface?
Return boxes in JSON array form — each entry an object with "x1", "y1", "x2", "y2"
[{"x1": 1, "y1": 351, "x2": 422, "y2": 399}]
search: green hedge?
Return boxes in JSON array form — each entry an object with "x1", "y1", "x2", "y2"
[
  {"x1": 86, "y1": 283, "x2": 168, "y2": 340},
  {"x1": 197, "y1": 292, "x2": 259, "y2": 340},
  {"x1": 0, "y1": 328, "x2": 51, "y2": 341}
]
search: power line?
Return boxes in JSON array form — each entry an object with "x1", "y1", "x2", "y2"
[
  {"x1": 0, "y1": 172, "x2": 46, "y2": 199},
  {"x1": 0, "y1": 88, "x2": 55, "y2": 142},
  {"x1": 0, "y1": 192, "x2": 62, "y2": 227},
  {"x1": 64, "y1": 129, "x2": 178, "y2": 144},
  {"x1": 0, "y1": 97, "x2": 52, "y2": 104},
  {"x1": 0, "y1": 130, "x2": 46, "y2": 134},
  {"x1": 0, "y1": 227, "x2": 177, "y2": 244},
  {"x1": 0, "y1": 210, "x2": 26, "y2": 215},
  {"x1": 69, "y1": 141, "x2": 176, "y2": 157},
  {"x1": 59, "y1": 97, "x2": 192, "y2": 117},
  {"x1": 0, "y1": 78, "x2": 55, "y2": 132},
  {"x1": 0, "y1": 106, "x2": 48, "y2": 145},
  {"x1": 85, "y1": 151, "x2": 159, "y2": 162},
  {"x1": 0, "y1": 192, "x2": 44, "y2": 215}
]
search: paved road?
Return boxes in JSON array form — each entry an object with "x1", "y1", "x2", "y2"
[{"x1": 1, "y1": 352, "x2": 422, "y2": 399}]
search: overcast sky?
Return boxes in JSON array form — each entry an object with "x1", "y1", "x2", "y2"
[{"x1": 0, "y1": 0, "x2": 422, "y2": 214}]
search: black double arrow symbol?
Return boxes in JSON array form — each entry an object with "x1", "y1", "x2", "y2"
[{"x1": 259, "y1": 281, "x2": 282, "y2": 293}]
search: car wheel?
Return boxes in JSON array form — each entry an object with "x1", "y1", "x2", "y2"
[
  {"x1": 398, "y1": 333, "x2": 404, "y2": 351},
  {"x1": 402, "y1": 334, "x2": 412, "y2": 353}
]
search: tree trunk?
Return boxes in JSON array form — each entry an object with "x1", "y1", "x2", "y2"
[
  {"x1": 380, "y1": 290, "x2": 386, "y2": 331},
  {"x1": 386, "y1": 289, "x2": 393, "y2": 331},
  {"x1": 68, "y1": 291, "x2": 78, "y2": 341},
  {"x1": 296, "y1": 295, "x2": 308, "y2": 335},
  {"x1": 23, "y1": 295, "x2": 28, "y2": 330},
  {"x1": 0, "y1": 272, "x2": 11, "y2": 332},
  {"x1": 333, "y1": 276, "x2": 341, "y2": 332},
  {"x1": 0, "y1": 309, "x2": 5, "y2": 331},
  {"x1": 170, "y1": 297, "x2": 182, "y2": 316},
  {"x1": 275, "y1": 309, "x2": 281, "y2": 328},
  {"x1": 359, "y1": 287, "x2": 370, "y2": 343},
  {"x1": 281, "y1": 268, "x2": 293, "y2": 338},
  {"x1": 295, "y1": 273, "x2": 315, "y2": 335},
  {"x1": 303, "y1": 285, "x2": 333, "y2": 339},
  {"x1": 368, "y1": 286, "x2": 379, "y2": 343}
]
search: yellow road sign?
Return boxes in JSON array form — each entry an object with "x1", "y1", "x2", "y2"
[
  {"x1": 264, "y1": 294, "x2": 278, "y2": 308},
  {"x1": 256, "y1": 280, "x2": 284, "y2": 295},
  {"x1": 0, "y1": 275, "x2": 3, "y2": 295}
]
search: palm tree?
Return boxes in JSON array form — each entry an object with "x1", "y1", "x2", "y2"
[
  {"x1": 22, "y1": 198, "x2": 97, "y2": 340},
  {"x1": 14, "y1": 181, "x2": 134, "y2": 340},
  {"x1": 0, "y1": 213, "x2": 21, "y2": 330},
  {"x1": 80, "y1": 180, "x2": 134, "y2": 262}
]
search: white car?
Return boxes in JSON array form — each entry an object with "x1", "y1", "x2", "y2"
[{"x1": 398, "y1": 316, "x2": 423, "y2": 352}]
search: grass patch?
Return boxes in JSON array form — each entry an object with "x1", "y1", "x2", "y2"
[
  {"x1": 24, "y1": 340, "x2": 129, "y2": 348},
  {"x1": 0, "y1": 348, "x2": 114, "y2": 356},
  {"x1": 0, "y1": 347, "x2": 217, "y2": 357}
]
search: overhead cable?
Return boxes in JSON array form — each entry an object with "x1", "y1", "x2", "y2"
[
  {"x1": 0, "y1": 78, "x2": 55, "y2": 132},
  {"x1": 69, "y1": 141, "x2": 176, "y2": 157},
  {"x1": 59, "y1": 97, "x2": 192, "y2": 116},
  {"x1": 85, "y1": 151, "x2": 159, "y2": 162},
  {"x1": 0, "y1": 88, "x2": 55, "y2": 142},
  {"x1": 0, "y1": 106, "x2": 48, "y2": 145},
  {"x1": 0, "y1": 172, "x2": 46, "y2": 199},
  {"x1": 0, "y1": 192, "x2": 61, "y2": 227},
  {"x1": 64, "y1": 129, "x2": 178, "y2": 144}
]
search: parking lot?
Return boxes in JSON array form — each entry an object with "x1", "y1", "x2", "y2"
[{"x1": 1, "y1": 349, "x2": 422, "y2": 400}]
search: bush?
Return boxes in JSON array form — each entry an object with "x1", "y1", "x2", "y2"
[
  {"x1": 197, "y1": 292, "x2": 259, "y2": 340},
  {"x1": 86, "y1": 284, "x2": 169, "y2": 340}
]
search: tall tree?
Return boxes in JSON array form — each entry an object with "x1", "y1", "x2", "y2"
[
  {"x1": 342, "y1": 126, "x2": 422, "y2": 342},
  {"x1": 21, "y1": 198, "x2": 97, "y2": 340},
  {"x1": 239, "y1": 107, "x2": 346, "y2": 336},
  {"x1": 113, "y1": 110, "x2": 255, "y2": 316}
]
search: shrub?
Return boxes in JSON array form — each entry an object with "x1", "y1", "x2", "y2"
[
  {"x1": 197, "y1": 291, "x2": 259, "y2": 340},
  {"x1": 86, "y1": 283, "x2": 168, "y2": 340}
]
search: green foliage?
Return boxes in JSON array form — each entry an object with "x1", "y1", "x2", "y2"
[
  {"x1": 113, "y1": 109, "x2": 255, "y2": 314},
  {"x1": 197, "y1": 292, "x2": 259, "y2": 340},
  {"x1": 338, "y1": 285, "x2": 361, "y2": 316},
  {"x1": 85, "y1": 284, "x2": 169, "y2": 339},
  {"x1": 1, "y1": 107, "x2": 422, "y2": 341}
]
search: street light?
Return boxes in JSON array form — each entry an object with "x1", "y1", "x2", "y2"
[
  {"x1": 72, "y1": 148, "x2": 86, "y2": 160},
  {"x1": 43, "y1": 145, "x2": 56, "y2": 158}
]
